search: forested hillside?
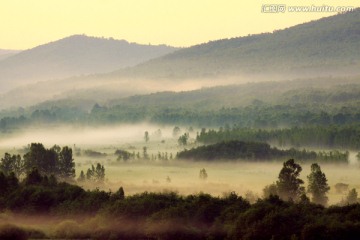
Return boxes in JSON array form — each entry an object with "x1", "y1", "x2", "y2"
[
  {"x1": 112, "y1": 9, "x2": 360, "y2": 78},
  {"x1": 2, "y1": 77, "x2": 360, "y2": 132}
]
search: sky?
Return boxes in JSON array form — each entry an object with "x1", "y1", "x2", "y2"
[{"x1": 0, "y1": 0, "x2": 359, "y2": 50}]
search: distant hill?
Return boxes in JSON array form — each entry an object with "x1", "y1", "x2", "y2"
[
  {"x1": 111, "y1": 9, "x2": 360, "y2": 79},
  {"x1": 2, "y1": 10, "x2": 360, "y2": 109},
  {"x1": 0, "y1": 49, "x2": 21, "y2": 61},
  {"x1": 0, "y1": 35, "x2": 178, "y2": 91},
  {"x1": 107, "y1": 76, "x2": 360, "y2": 110}
]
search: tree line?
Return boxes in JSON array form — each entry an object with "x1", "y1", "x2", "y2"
[
  {"x1": 3, "y1": 103, "x2": 360, "y2": 132},
  {"x1": 0, "y1": 143, "x2": 75, "y2": 180},
  {"x1": 177, "y1": 140, "x2": 348, "y2": 163},
  {"x1": 0, "y1": 143, "x2": 106, "y2": 185},
  {"x1": 196, "y1": 124, "x2": 360, "y2": 150},
  {"x1": 0, "y1": 158, "x2": 359, "y2": 239}
]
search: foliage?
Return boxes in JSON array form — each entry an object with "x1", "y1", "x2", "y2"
[
  {"x1": 0, "y1": 143, "x2": 75, "y2": 181},
  {"x1": 117, "y1": 9, "x2": 360, "y2": 79},
  {"x1": 83, "y1": 149, "x2": 107, "y2": 158},
  {"x1": 199, "y1": 168, "x2": 208, "y2": 180},
  {"x1": 85, "y1": 163, "x2": 105, "y2": 184},
  {"x1": 197, "y1": 125, "x2": 360, "y2": 150},
  {"x1": 307, "y1": 163, "x2": 330, "y2": 206},
  {"x1": 345, "y1": 189, "x2": 359, "y2": 205},
  {"x1": 114, "y1": 149, "x2": 132, "y2": 161},
  {"x1": 77, "y1": 170, "x2": 86, "y2": 182},
  {"x1": 276, "y1": 159, "x2": 304, "y2": 201},
  {"x1": 178, "y1": 133, "x2": 189, "y2": 146},
  {"x1": 0, "y1": 153, "x2": 24, "y2": 178},
  {"x1": 4, "y1": 78, "x2": 360, "y2": 132},
  {"x1": 144, "y1": 131, "x2": 149, "y2": 143},
  {"x1": 176, "y1": 140, "x2": 348, "y2": 163},
  {"x1": 0, "y1": 159, "x2": 359, "y2": 239}
]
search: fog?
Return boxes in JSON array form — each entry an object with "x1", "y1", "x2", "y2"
[
  {"x1": 1, "y1": 123, "x2": 359, "y2": 206},
  {"x1": 100, "y1": 161, "x2": 360, "y2": 205},
  {"x1": 0, "y1": 123, "x2": 178, "y2": 148},
  {"x1": 0, "y1": 72, "x2": 279, "y2": 110}
]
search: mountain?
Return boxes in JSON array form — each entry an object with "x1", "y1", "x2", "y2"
[
  {"x1": 0, "y1": 49, "x2": 21, "y2": 61},
  {"x1": 0, "y1": 35, "x2": 178, "y2": 92},
  {"x1": 111, "y1": 9, "x2": 360, "y2": 79},
  {"x1": 2, "y1": 10, "x2": 360, "y2": 110}
]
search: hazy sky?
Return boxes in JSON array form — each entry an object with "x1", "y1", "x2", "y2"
[{"x1": 0, "y1": 0, "x2": 359, "y2": 49}]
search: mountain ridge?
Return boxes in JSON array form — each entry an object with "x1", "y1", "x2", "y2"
[
  {"x1": 109, "y1": 9, "x2": 360, "y2": 79},
  {"x1": 0, "y1": 35, "x2": 178, "y2": 92}
]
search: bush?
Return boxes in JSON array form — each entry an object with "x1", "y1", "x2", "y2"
[{"x1": 0, "y1": 224, "x2": 28, "y2": 240}]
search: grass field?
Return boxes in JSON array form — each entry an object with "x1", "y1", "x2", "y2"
[{"x1": 1, "y1": 124, "x2": 359, "y2": 205}]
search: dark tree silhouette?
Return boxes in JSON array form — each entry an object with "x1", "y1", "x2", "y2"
[
  {"x1": 276, "y1": 159, "x2": 304, "y2": 201},
  {"x1": 307, "y1": 163, "x2": 330, "y2": 205},
  {"x1": 58, "y1": 146, "x2": 75, "y2": 180}
]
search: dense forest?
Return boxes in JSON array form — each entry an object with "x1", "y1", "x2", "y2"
[
  {"x1": 196, "y1": 125, "x2": 360, "y2": 150},
  {"x1": 177, "y1": 140, "x2": 348, "y2": 163},
  {"x1": 2, "y1": 78, "x2": 360, "y2": 132},
  {"x1": 114, "y1": 9, "x2": 360, "y2": 78},
  {"x1": 0, "y1": 157, "x2": 359, "y2": 240}
]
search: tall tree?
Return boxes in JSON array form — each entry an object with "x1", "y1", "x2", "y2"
[
  {"x1": 85, "y1": 163, "x2": 105, "y2": 184},
  {"x1": 346, "y1": 188, "x2": 358, "y2": 204},
  {"x1": 0, "y1": 153, "x2": 15, "y2": 175},
  {"x1": 173, "y1": 126, "x2": 181, "y2": 138},
  {"x1": 307, "y1": 163, "x2": 330, "y2": 205},
  {"x1": 0, "y1": 153, "x2": 24, "y2": 178},
  {"x1": 178, "y1": 133, "x2": 189, "y2": 146},
  {"x1": 199, "y1": 168, "x2": 208, "y2": 180},
  {"x1": 276, "y1": 159, "x2": 304, "y2": 201},
  {"x1": 144, "y1": 131, "x2": 149, "y2": 143},
  {"x1": 23, "y1": 143, "x2": 58, "y2": 175},
  {"x1": 77, "y1": 170, "x2": 86, "y2": 182},
  {"x1": 94, "y1": 163, "x2": 105, "y2": 183},
  {"x1": 58, "y1": 146, "x2": 75, "y2": 180}
]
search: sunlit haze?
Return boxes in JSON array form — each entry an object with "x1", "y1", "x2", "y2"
[{"x1": 1, "y1": 0, "x2": 359, "y2": 49}]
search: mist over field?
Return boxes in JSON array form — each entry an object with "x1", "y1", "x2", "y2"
[
  {"x1": 0, "y1": 124, "x2": 183, "y2": 151},
  {"x1": 1, "y1": 123, "x2": 359, "y2": 207}
]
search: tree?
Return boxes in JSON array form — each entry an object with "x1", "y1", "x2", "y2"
[
  {"x1": 85, "y1": 163, "x2": 105, "y2": 184},
  {"x1": 115, "y1": 149, "x2": 131, "y2": 161},
  {"x1": 25, "y1": 168, "x2": 43, "y2": 185},
  {"x1": 178, "y1": 133, "x2": 189, "y2": 146},
  {"x1": 144, "y1": 131, "x2": 149, "y2": 143},
  {"x1": 112, "y1": 187, "x2": 125, "y2": 200},
  {"x1": 307, "y1": 163, "x2": 330, "y2": 205},
  {"x1": 23, "y1": 143, "x2": 58, "y2": 175},
  {"x1": 173, "y1": 126, "x2": 181, "y2": 138},
  {"x1": 58, "y1": 147, "x2": 75, "y2": 180},
  {"x1": 0, "y1": 153, "x2": 15, "y2": 175},
  {"x1": 86, "y1": 167, "x2": 94, "y2": 181},
  {"x1": 77, "y1": 170, "x2": 86, "y2": 182},
  {"x1": 94, "y1": 163, "x2": 105, "y2": 183},
  {"x1": 199, "y1": 168, "x2": 208, "y2": 180},
  {"x1": 346, "y1": 188, "x2": 358, "y2": 204},
  {"x1": 263, "y1": 183, "x2": 278, "y2": 198},
  {"x1": 0, "y1": 153, "x2": 24, "y2": 178},
  {"x1": 276, "y1": 159, "x2": 304, "y2": 201},
  {"x1": 143, "y1": 147, "x2": 149, "y2": 160}
]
